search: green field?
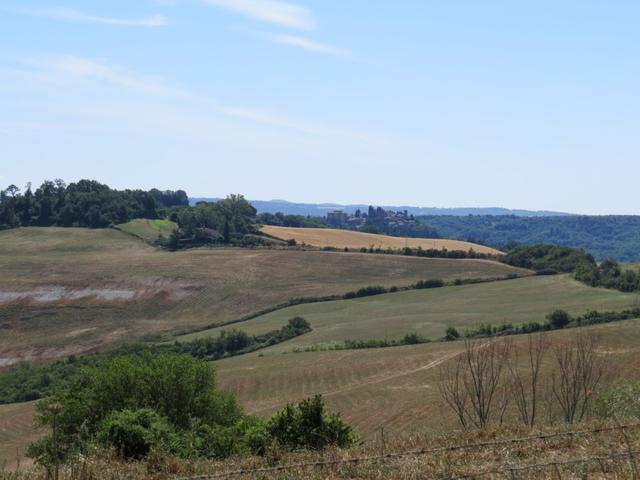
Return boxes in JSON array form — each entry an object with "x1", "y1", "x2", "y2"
[
  {"x1": 0, "y1": 228, "x2": 527, "y2": 365},
  {"x1": 114, "y1": 218, "x2": 177, "y2": 243},
  {"x1": 178, "y1": 275, "x2": 640, "y2": 349}
]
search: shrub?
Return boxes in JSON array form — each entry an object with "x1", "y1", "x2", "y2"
[
  {"x1": 98, "y1": 408, "x2": 172, "y2": 459},
  {"x1": 343, "y1": 286, "x2": 387, "y2": 299},
  {"x1": 445, "y1": 327, "x2": 460, "y2": 341},
  {"x1": 266, "y1": 395, "x2": 356, "y2": 450},
  {"x1": 415, "y1": 279, "x2": 444, "y2": 289},
  {"x1": 403, "y1": 333, "x2": 422, "y2": 344},
  {"x1": 29, "y1": 353, "x2": 243, "y2": 463},
  {"x1": 547, "y1": 309, "x2": 571, "y2": 329}
]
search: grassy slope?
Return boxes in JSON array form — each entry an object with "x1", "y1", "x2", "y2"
[
  {"x1": 0, "y1": 228, "x2": 525, "y2": 363},
  {"x1": 177, "y1": 275, "x2": 639, "y2": 347},
  {"x1": 114, "y1": 219, "x2": 177, "y2": 243},
  {"x1": 260, "y1": 225, "x2": 502, "y2": 255},
  {"x1": 0, "y1": 401, "x2": 38, "y2": 469},
  {"x1": 216, "y1": 318, "x2": 640, "y2": 438}
]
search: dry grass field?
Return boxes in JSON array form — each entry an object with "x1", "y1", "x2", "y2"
[
  {"x1": 178, "y1": 275, "x2": 639, "y2": 346},
  {"x1": 0, "y1": 402, "x2": 38, "y2": 469},
  {"x1": 0, "y1": 228, "x2": 525, "y2": 365},
  {"x1": 216, "y1": 318, "x2": 640, "y2": 438},
  {"x1": 260, "y1": 225, "x2": 502, "y2": 254}
]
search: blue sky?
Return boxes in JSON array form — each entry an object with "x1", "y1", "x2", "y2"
[{"x1": 1, "y1": 1, "x2": 639, "y2": 214}]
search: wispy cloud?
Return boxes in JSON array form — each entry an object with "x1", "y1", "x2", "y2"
[
  {"x1": 3, "y1": 56, "x2": 359, "y2": 139},
  {"x1": 262, "y1": 33, "x2": 348, "y2": 57},
  {"x1": 220, "y1": 106, "x2": 341, "y2": 137},
  {"x1": 201, "y1": 0, "x2": 314, "y2": 31},
  {"x1": 3, "y1": 6, "x2": 167, "y2": 27},
  {"x1": 30, "y1": 56, "x2": 189, "y2": 98}
]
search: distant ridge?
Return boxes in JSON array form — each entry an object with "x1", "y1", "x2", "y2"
[{"x1": 189, "y1": 198, "x2": 572, "y2": 217}]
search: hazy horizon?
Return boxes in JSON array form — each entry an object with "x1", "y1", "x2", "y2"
[{"x1": 2, "y1": 1, "x2": 639, "y2": 215}]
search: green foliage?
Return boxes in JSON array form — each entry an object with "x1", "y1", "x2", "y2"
[
  {"x1": 25, "y1": 354, "x2": 356, "y2": 464},
  {"x1": 574, "y1": 258, "x2": 640, "y2": 293},
  {"x1": 344, "y1": 285, "x2": 387, "y2": 299},
  {"x1": 166, "y1": 194, "x2": 257, "y2": 248},
  {"x1": 415, "y1": 279, "x2": 445, "y2": 289},
  {"x1": 172, "y1": 317, "x2": 312, "y2": 360},
  {"x1": 29, "y1": 353, "x2": 242, "y2": 463},
  {"x1": 258, "y1": 212, "x2": 327, "y2": 228},
  {"x1": 0, "y1": 179, "x2": 168, "y2": 229},
  {"x1": 458, "y1": 307, "x2": 640, "y2": 341},
  {"x1": 296, "y1": 333, "x2": 431, "y2": 352},
  {"x1": 445, "y1": 326, "x2": 460, "y2": 341},
  {"x1": 502, "y1": 244, "x2": 595, "y2": 273},
  {"x1": 98, "y1": 408, "x2": 172, "y2": 459},
  {"x1": 547, "y1": 309, "x2": 571, "y2": 329},
  {"x1": 0, "y1": 356, "x2": 81, "y2": 404},
  {"x1": 149, "y1": 189, "x2": 188, "y2": 209},
  {"x1": 418, "y1": 214, "x2": 640, "y2": 262},
  {"x1": 266, "y1": 395, "x2": 356, "y2": 450}
]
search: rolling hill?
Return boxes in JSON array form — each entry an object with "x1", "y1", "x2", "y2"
[
  {"x1": 0, "y1": 227, "x2": 524, "y2": 365},
  {"x1": 260, "y1": 225, "x2": 501, "y2": 254},
  {"x1": 177, "y1": 275, "x2": 640, "y2": 348}
]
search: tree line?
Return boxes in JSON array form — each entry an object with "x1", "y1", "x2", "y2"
[
  {"x1": 501, "y1": 244, "x2": 640, "y2": 294},
  {"x1": 0, "y1": 180, "x2": 188, "y2": 229}
]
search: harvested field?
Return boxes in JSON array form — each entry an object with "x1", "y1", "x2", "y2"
[
  {"x1": 0, "y1": 228, "x2": 526, "y2": 363},
  {"x1": 260, "y1": 225, "x2": 502, "y2": 254},
  {"x1": 216, "y1": 318, "x2": 640, "y2": 438}
]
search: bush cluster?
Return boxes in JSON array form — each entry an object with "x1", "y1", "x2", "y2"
[{"x1": 28, "y1": 353, "x2": 355, "y2": 467}]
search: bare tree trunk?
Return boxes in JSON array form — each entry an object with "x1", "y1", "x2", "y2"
[
  {"x1": 438, "y1": 355, "x2": 469, "y2": 429},
  {"x1": 508, "y1": 333, "x2": 549, "y2": 426},
  {"x1": 439, "y1": 339, "x2": 510, "y2": 428},
  {"x1": 551, "y1": 333, "x2": 607, "y2": 424}
]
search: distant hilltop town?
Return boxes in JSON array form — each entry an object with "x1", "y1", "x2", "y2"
[{"x1": 326, "y1": 206, "x2": 414, "y2": 229}]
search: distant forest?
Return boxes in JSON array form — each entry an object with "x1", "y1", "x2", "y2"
[{"x1": 418, "y1": 215, "x2": 640, "y2": 262}]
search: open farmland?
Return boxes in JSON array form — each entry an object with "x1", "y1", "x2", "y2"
[
  {"x1": 260, "y1": 225, "x2": 502, "y2": 255},
  {"x1": 216, "y1": 318, "x2": 640, "y2": 438},
  {"x1": 177, "y1": 275, "x2": 639, "y2": 347},
  {"x1": 5, "y1": 319, "x2": 640, "y2": 461},
  {"x1": 0, "y1": 228, "x2": 526, "y2": 365}
]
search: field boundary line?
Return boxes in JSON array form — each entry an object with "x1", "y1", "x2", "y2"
[{"x1": 175, "y1": 423, "x2": 640, "y2": 479}]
